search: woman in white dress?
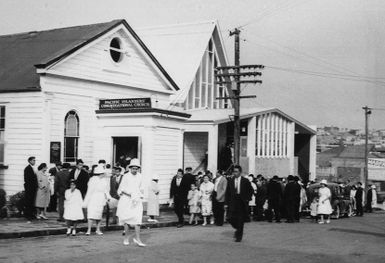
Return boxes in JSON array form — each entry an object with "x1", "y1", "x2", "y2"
[
  {"x1": 64, "y1": 179, "x2": 84, "y2": 236},
  {"x1": 83, "y1": 165, "x2": 111, "y2": 235},
  {"x1": 199, "y1": 175, "x2": 214, "y2": 226},
  {"x1": 117, "y1": 159, "x2": 146, "y2": 247},
  {"x1": 317, "y1": 180, "x2": 333, "y2": 224}
]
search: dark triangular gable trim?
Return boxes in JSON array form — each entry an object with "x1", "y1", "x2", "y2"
[{"x1": 34, "y1": 19, "x2": 179, "y2": 91}]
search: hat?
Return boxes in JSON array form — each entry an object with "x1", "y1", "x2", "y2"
[
  {"x1": 93, "y1": 165, "x2": 105, "y2": 175},
  {"x1": 287, "y1": 175, "x2": 294, "y2": 181},
  {"x1": 152, "y1": 174, "x2": 159, "y2": 180},
  {"x1": 320, "y1": 179, "x2": 327, "y2": 185},
  {"x1": 128, "y1": 158, "x2": 141, "y2": 168},
  {"x1": 371, "y1": 185, "x2": 376, "y2": 189}
]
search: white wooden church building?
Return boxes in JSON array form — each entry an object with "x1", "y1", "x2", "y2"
[{"x1": 0, "y1": 19, "x2": 316, "y2": 203}]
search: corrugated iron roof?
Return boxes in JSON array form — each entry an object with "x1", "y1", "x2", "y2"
[
  {"x1": 186, "y1": 107, "x2": 317, "y2": 134},
  {"x1": 0, "y1": 20, "x2": 121, "y2": 92},
  {"x1": 0, "y1": 19, "x2": 180, "y2": 92}
]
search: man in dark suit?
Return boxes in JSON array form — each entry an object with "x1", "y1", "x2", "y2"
[
  {"x1": 69, "y1": 159, "x2": 89, "y2": 198},
  {"x1": 213, "y1": 170, "x2": 228, "y2": 226},
  {"x1": 225, "y1": 165, "x2": 253, "y2": 242},
  {"x1": 23, "y1": 156, "x2": 37, "y2": 221},
  {"x1": 284, "y1": 175, "x2": 301, "y2": 223},
  {"x1": 355, "y1": 182, "x2": 364, "y2": 216},
  {"x1": 266, "y1": 175, "x2": 283, "y2": 223},
  {"x1": 170, "y1": 168, "x2": 189, "y2": 228},
  {"x1": 55, "y1": 163, "x2": 71, "y2": 222},
  {"x1": 47, "y1": 162, "x2": 62, "y2": 212}
]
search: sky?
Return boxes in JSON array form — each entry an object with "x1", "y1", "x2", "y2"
[{"x1": 1, "y1": 0, "x2": 385, "y2": 129}]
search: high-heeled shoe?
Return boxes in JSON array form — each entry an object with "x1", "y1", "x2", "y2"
[
  {"x1": 123, "y1": 239, "x2": 129, "y2": 246},
  {"x1": 85, "y1": 231, "x2": 91, "y2": 236},
  {"x1": 133, "y1": 238, "x2": 146, "y2": 247},
  {"x1": 95, "y1": 231, "x2": 103, "y2": 235},
  {"x1": 66, "y1": 229, "x2": 71, "y2": 236},
  {"x1": 71, "y1": 229, "x2": 76, "y2": 236}
]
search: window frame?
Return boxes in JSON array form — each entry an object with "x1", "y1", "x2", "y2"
[
  {"x1": 0, "y1": 106, "x2": 5, "y2": 165},
  {"x1": 64, "y1": 110, "x2": 79, "y2": 163}
]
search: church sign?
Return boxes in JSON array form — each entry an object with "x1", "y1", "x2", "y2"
[{"x1": 99, "y1": 98, "x2": 152, "y2": 110}]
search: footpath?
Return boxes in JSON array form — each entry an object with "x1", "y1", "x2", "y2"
[{"x1": 0, "y1": 209, "x2": 179, "y2": 239}]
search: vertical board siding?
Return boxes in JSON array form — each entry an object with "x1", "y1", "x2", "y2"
[{"x1": 153, "y1": 127, "x2": 183, "y2": 203}]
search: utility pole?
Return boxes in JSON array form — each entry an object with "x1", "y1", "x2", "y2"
[
  {"x1": 232, "y1": 28, "x2": 241, "y2": 166},
  {"x1": 363, "y1": 106, "x2": 372, "y2": 188},
  {"x1": 215, "y1": 28, "x2": 263, "y2": 166}
]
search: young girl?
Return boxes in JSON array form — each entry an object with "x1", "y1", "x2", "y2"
[
  {"x1": 188, "y1": 184, "x2": 201, "y2": 225},
  {"x1": 199, "y1": 175, "x2": 214, "y2": 226},
  {"x1": 64, "y1": 180, "x2": 84, "y2": 236},
  {"x1": 310, "y1": 197, "x2": 318, "y2": 222}
]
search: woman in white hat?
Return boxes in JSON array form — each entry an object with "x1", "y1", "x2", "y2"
[
  {"x1": 83, "y1": 165, "x2": 111, "y2": 235},
  {"x1": 317, "y1": 180, "x2": 333, "y2": 224},
  {"x1": 147, "y1": 174, "x2": 160, "y2": 223},
  {"x1": 116, "y1": 158, "x2": 146, "y2": 247}
]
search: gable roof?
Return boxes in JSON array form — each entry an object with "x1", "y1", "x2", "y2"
[
  {"x1": 0, "y1": 19, "x2": 179, "y2": 93},
  {"x1": 136, "y1": 21, "x2": 227, "y2": 103},
  {"x1": 186, "y1": 107, "x2": 317, "y2": 135}
]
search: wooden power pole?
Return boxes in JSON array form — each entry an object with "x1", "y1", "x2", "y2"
[
  {"x1": 363, "y1": 106, "x2": 371, "y2": 188},
  {"x1": 215, "y1": 28, "x2": 264, "y2": 166}
]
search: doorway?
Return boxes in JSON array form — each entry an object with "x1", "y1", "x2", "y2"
[{"x1": 113, "y1": 137, "x2": 140, "y2": 168}]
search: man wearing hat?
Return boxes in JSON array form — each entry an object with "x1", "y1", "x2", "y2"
[
  {"x1": 266, "y1": 175, "x2": 283, "y2": 223},
  {"x1": 366, "y1": 184, "x2": 377, "y2": 213},
  {"x1": 284, "y1": 175, "x2": 301, "y2": 223}
]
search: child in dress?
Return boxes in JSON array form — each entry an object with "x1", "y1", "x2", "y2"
[
  {"x1": 64, "y1": 180, "x2": 84, "y2": 236},
  {"x1": 199, "y1": 175, "x2": 214, "y2": 226},
  {"x1": 188, "y1": 184, "x2": 201, "y2": 225},
  {"x1": 310, "y1": 197, "x2": 318, "y2": 222}
]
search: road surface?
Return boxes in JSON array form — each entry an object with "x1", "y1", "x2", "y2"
[{"x1": 1, "y1": 212, "x2": 384, "y2": 263}]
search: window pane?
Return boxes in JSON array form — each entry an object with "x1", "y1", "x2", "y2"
[
  {"x1": 194, "y1": 71, "x2": 200, "y2": 108},
  {"x1": 201, "y1": 82, "x2": 207, "y2": 108},
  {"x1": 0, "y1": 106, "x2": 4, "y2": 118},
  {"x1": 207, "y1": 84, "x2": 213, "y2": 109},
  {"x1": 0, "y1": 119, "x2": 4, "y2": 129},
  {"x1": 65, "y1": 112, "x2": 79, "y2": 136},
  {"x1": 64, "y1": 137, "x2": 78, "y2": 162},
  {"x1": 202, "y1": 52, "x2": 207, "y2": 82},
  {"x1": 208, "y1": 53, "x2": 213, "y2": 84},
  {"x1": 0, "y1": 143, "x2": 4, "y2": 163}
]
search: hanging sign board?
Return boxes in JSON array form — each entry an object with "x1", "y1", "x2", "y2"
[
  {"x1": 50, "y1": 141, "x2": 61, "y2": 163},
  {"x1": 99, "y1": 98, "x2": 152, "y2": 110}
]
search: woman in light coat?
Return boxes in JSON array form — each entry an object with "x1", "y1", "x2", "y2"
[
  {"x1": 35, "y1": 163, "x2": 50, "y2": 220},
  {"x1": 147, "y1": 174, "x2": 160, "y2": 222},
  {"x1": 199, "y1": 175, "x2": 214, "y2": 226},
  {"x1": 317, "y1": 180, "x2": 333, "y2": 224},
  {"x1": 117, "y1": 159, "x2": 146, "y2": 247},
  {"x1": 83, "y1": 165, "x2": 111, "y2": 235}
]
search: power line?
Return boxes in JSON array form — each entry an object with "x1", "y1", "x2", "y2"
[
  {"x1": 238, "y1": 0, "x2": 311, "y2": 29},
  {"x1": 265, "y1": 65, "x2": 385, "y2": 85}
]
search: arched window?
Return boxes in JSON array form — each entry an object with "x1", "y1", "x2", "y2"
[{"x1": 64, "y1": 110, "x2": 79, "y2": 162}]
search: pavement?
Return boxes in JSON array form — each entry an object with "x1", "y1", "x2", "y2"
[
  {"x1": 0, "y1": 212, "x2": 384, "y2": 263},
  {"x1": 0, "y1": 209, "x2": 180, "y2": 239}
]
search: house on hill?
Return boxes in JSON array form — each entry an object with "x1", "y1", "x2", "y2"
[{"x1": 0, "y1": 19, "x2": 316, "y2": 202}]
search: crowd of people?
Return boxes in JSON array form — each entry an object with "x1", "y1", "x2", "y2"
[
  {"x1": 23, "y1": 156, "x2": 147, "y2": 246},
  {"x1": 22, "y1": 155, "x2": 380, "y2": 244}
]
